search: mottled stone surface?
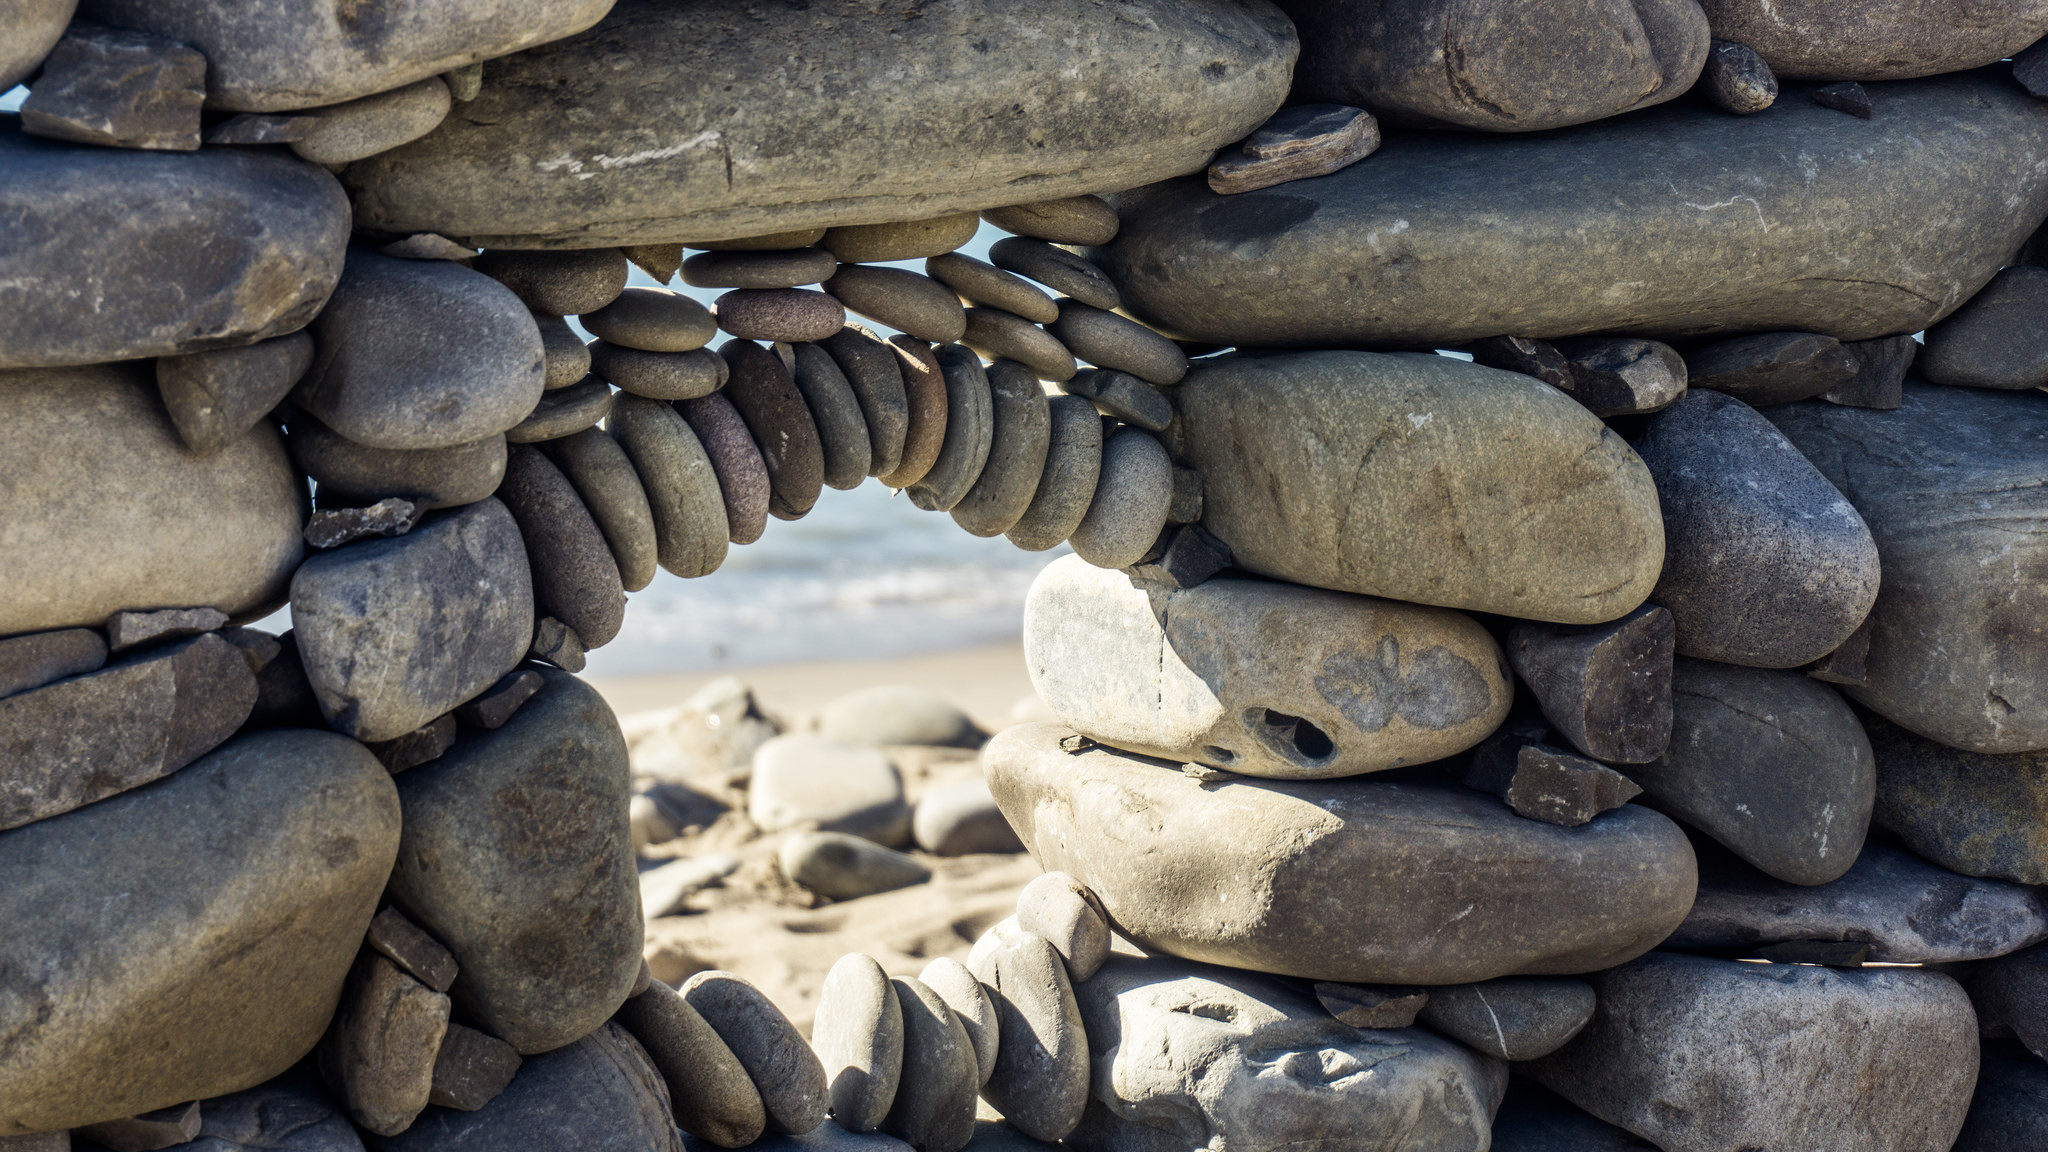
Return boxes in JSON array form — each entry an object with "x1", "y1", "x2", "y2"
[
  {"x1": 1507, "y1": 606, "x2": 1673, "y2": 764},
  {"x1": 19, "y1": 24, "x2": 206, "y2": 151},
  {"x1": 1867, "y1": 716, "x2": 2048, "y2": 885},
  {"x1": 1694, "y1": 0, "x2": 2048, "y2": 81},
  {"x1": 185, "y1": 1071, "x2": 367, "y2": 1151}
]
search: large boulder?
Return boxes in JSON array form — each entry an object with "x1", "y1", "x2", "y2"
[
  {"x1": 386, "y1": 668, "x2": 642, "y2": 1055},
  {"x1": 0, "y1": 362, "x2": 304, "y2": 637},
  {"x1": 1175, "y1": 351, "x2": 1662, "y2": 625},
  {"x1": 1768, "y1": 385, "x2": 2048, "y2": 752},
  {"x1": 0, "y1": 731, "x2": 400, "y2": 1136},
  {"x1": 1525, "y1": 953, "x2": 1979, "y2": 1152},
  {"x1": 1695, "y1": 0, "x2": 2048, "y2": 81},
  {"x1": 0, "y1": 116, "x2": 348, "y2": 369},
  {"x1": 75, "y1": 0, "x2": 616, "y2": 111},
  {"x1": 1023, "y1": 555, "x2": 1509, "y2": 778},
  {"x1": 1098, "y1": 72, "x2": 2048, "y2": 348},
  {"x1": 1867, "y1": 716, "x2": 2048, "y2": 885},
  {"x1": 1276, "y1": 0, "x2": 1709, "y2": 133},
  {"x1": 384, "y1": 1023, "x2": 682, "y2": 1152},
  {"x1": 343, "y1": 0, "x2": 1297, "y2": 248},
  {"x1": 986, "y1": 722, "x2": 1698, "y2": 985}
]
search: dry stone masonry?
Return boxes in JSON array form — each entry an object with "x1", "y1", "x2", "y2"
[{"x1": 5, "y1": 0, "x2": 2048, "y2": 1149}]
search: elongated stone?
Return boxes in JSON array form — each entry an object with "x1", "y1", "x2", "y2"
[
  {"x1": 1685, "y1": 330, "x2": 1859, "y2": 406},
  {"x1": 1693, "y1": 0, "x2": 2048, "y2": 81},
  {"x1": 814, "y1": 954, "x2": 904, "y2": 1133},
  {"x1": 504, "y1": 378, "x2": 612, "y2": 444},
  {"x1": 550, "y1": 427, "x2": 660, "y2": 593},
  {"x1": 987, "y1": 239, "x2": 1119, "y2": 312},
  {"x1": 826, "y1": 266, "x2": 967, "y2": 345},
  {"x1": 684, "y1": 249, "x2": 838, "y2": 291},
  {"x1": 951, "y1": 360, "x2": 1051, "y2": 537},
  {"x1": 1004, "y1": 396, "x2": 1100, "y2": 552},
  {"x1": 881, "y1": 978, "x2": 977, "y2": 1152},
  {"x1": 1417, "y1": 978, "x2": 1596, "y2": 1061},
  {"x1": 681, "y1": 972, "x2": 828, "y2": 1136},
  {"x1": 322, "y1": 953, "x2": 450, "y2": 1137},
  {"x1": 583, "y1": 287, "x2": 718, "y2": 353},
  {"x1": 722, "y1": 340, "x2": 825, "y2": 520},
  {"x1": 906, "y1": 346, "x2": 993, "y2": 513},
  {"x1": 823, "y1": 216, "x2": 982, "y2": 264},
  {"x1": 1920, "y1": 266, "x2": 2048, "y2": 391},
  {"x1": 590, "y1": 343, "x2": 727, "y2": 401},
  {"x1": 383, "y1": 1023, "x2": 681, "y2": 1152},
  {"x1": 918, "y1": 959, "x2": 998, "y2": 1085},
  {"x1": 961, "y1": 308, "x2": 1076, "y2": 384},
  {"x1": 789, "y1": 343, "x2": 872, "y2": 491},
  {"x1": 610, "y1": 393, "x2": 729, "y2": 578},
  {"x1": 616, "y1": 981, "x2": 766, "y2": 1148},
  {"x1": 968, "y1": 931, "x2": 1087, "y2": 1143},
  {"x1": 290, "y1": 78, "x2": 451, "y2": 166},
  {"x1": 878, "y1": 339, "x2": 946, "y2": 490},
  {"x1": 0, "y1": 628, "x2": 106, "y2": 701},
  {"x1": 678, "y1": 392, "x2": 772, "y2": 546},
  {"x1": 291, "y1": 421, "x2": 506, "y2": 512},
  {"x1": 1067, "y1": 429, "x2": 1170, "y2": 570},
  {"x1": 924, "y1": 255, "x2": 1057, "y2": 325},
  {"x1": 819, "y1": 326, "x2": 909, "y2": 479},
  {"x1": 498, "y1": 445, "x2": 625, "y2": 649}
]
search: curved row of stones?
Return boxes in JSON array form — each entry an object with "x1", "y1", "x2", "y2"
[{"x1": 11, "y1": 0, "x2": 2048, "y2": 1150}]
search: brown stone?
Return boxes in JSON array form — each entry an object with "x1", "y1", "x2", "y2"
[
  {"x1": 824, "y1": 265, "x2": 967, "y2": 345},
  {"x1": 365, "y1": 714, "x2": 459, "y2": 775},
  {"x1": 715, "y1": 289, "x2": 845, "y2": 344},
  {"x1": 19, "y1": 25, "x2": 206, "y2": 151},
  {"x1": 498, "y1": 444, "x2": 626, "y2": 649},
  {"x1": 321, "y1": 953, "x2": 450, "y2": 1137},
  {"x1": 877, "y1": 338, "x2": 947, "y2": 490},
  {"x1": 960, "y1": 308, "x2": 1076, "y2": 383},
  {"x1": 367, "y1": 906, "x2": 459, "y2": 994},
  {"x1": 824, "y1": 215, "x2": 981, "y2": 263},
  {"x1": 1209, "y1": 105, "x2": 1380, "y2": 195},
  {"x1": 678, "y1": 392, "x2": 773, "y2": 546},
  {"x1": 980, "y1": 198, "x2": 1118, "y2": 246}
]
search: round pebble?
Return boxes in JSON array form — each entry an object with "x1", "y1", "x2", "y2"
[
  {"x1": 778, "y1": 832, "x2": 931, "y2": 900},
  {"x1": 581, "y1": 287, "x2": 718, "y2": 352},
  {"x1": 906, "y1": 345, "x2": 993, "y2": 513},
  {"x1": 1015, "y1": 872, "x2": 1111, "y2": 984},
  {"x1": 876, "y1": 338, "x2": 947, "y2": 490},
  {"x1": 988, "y1": 237, "x2": 1120, "y2": 311},
  {"x1": 1069, "y1": 427, "x2": 1172, "y2": 569},
  {"x1": 290, "y1": 418, "x2": 506, "y2": 511},
  {"x1": 820, "y1": 326, "x2": 910, "y2": 479},
  {"x1": 823, "y1": 213, "x2": 981, "y2": 263},
  {"x1": 715, "y1": 288, "x2": 846, "y2": 343},
  {"x1": 680, "y1": 971, "x2": 830, "y2": 1136},
  {"x1": 918, "y1": 957, "x2": 1000, "y2": 1086},
  {"x1": 962, "y1": 307, "x2": 1076, "y2": 382},
  {"x1": 688, "y1": 227, "x2": 828, "y2": 252},
  {"x1": 720, "y1": 340, "x2": 825, "y2": 520},
  {"x1": 925, "y1": 253, "x2": 1058, "y2": 324},
  {"x1": 616, "y1": 981, "x2": 767, "y2": 1148},
  {"x1": 789, "y1": 342, "x2": 873, "y2": 490},
  {"x1": 676, "y1": 391, "x2": 771, "y2": 546},
  {"x1": 981, "y1": 195, "x2": 1119, "y2": 246},
  {"x1": 498, "y1": 443, "x2": 625, "y2": 648},
  {"x1": 967, "y1": 929, "x2": 1089, "y2": 1142},
  {"x1": 881, "y1": 976, "x2": 978, "y2": 1152},
  {"x1": 474, "y1": 248, "x2": 629, "y2": 315},
  {"x1": 813, "y1": 953, "x2": 905, "y2": 1133},
  {"x1": 533, "y1": 312, "x2": 592, "y2": 389},
  {"x1": 1048, "y1": 300, "x2": 1188, "y2": 386},
  {"x1": 823, "y1": 265, "x2": 967, "y2": 344},
  {"x1": 589, "y1": 342, "x2": 727, "y2": 401},
  {"x1": 549, "y1": 427, "x2": 659, "y2": 593},
  {"x1": 1004, "y1": 395, "x2": 1103, "y2": 552},
  {"x1": 505, "y1": 377, "x2": 613, "y2": 443},
  {"x1": 683, "y1": 248, "x2": 838, "y2": 290},
  {"x1": 951, "y1": 359, "x2": 1051, "y2": 538},
  {"x1": 607, "y1": 392, "x2": 729, "y2": 578}
]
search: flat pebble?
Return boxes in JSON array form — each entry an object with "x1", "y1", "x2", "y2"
[
  {"x1": 1015, "y1": 873, "x2": 1110, "y2": 983},
  {"x1": 1048, "y1": 300, "x2": 1187, "y2": 386},
  {"x1": 820, "y1": 326, "x2": 910, "y2": 478},
  {"x1": 1417, "y1": 977, "x2": 1597, "y2": 1061},
  {"x1": 824, "y1": 214, "x2": 980, "y2": 263},
  {"x1": 533, "y1": 313, "x2": 593, "y2": 389},
  {"x1": 1686, "y1": 330, "x2": 1858, "y2": 406},
  {"x1": 987, "y1": 238, "x2": 1119, "y2": 311},
  {"x1": 981, "y1": 196, "x2": 1118, "y2": 246},
  {"x1": 925, "y1": 254, "x2": 1058, "y2": 324},
  {"x1": 961, "y1": 308, "x2": 1076, "y2": 382},
  {"x1": 721, "y1": 340, "x2": 826, "y2": 520},
  {"x1": 681, "y1": 972, "x2": 830, "y2": 1135},
  {"x1": 548, "y1": 427, "x2": 659, "y2": 593},
  {"x1": 912, "y1": 778, "x2": 1024, "y2": 856},
  {"x1": 685, "y1": 248, "x2": 838, "y2": 290},
  {"x1": 590, "y1": 342, "x2": 728, "y2": 401},
  {"x1": 504, "y1": 377, "x2": 612, "y2": 443},
  {"x1": 779, "y1": 832, "x2": 932, "y2": 900},
  {"x1": 1004, "y1": 395, "x2": 1102, "y2": 551},
  {"x1": 691, "y1": 228, "x2": 829, "y2": 252},
  {"x1": 716, "y1": 289, "x2": 846, "y2": 343},
  {"x1": 498, "y1": 444, "x2": 625, "y2": 648},
  {"x1": 1069, "y1": 428, "x2": 1172, "y2": 569},
  {"x1": 877, "y1": 338, "x2": 947, "y2": 490},
  {"x1": 617, "y1": 980, "x2": 767, "y2": 1148},
  {"x1": 291, "y1": 76, "x2": 451, "y2": 165},
  {"x1": 0, "y1": 627, "x2": 107, "y2": 701},
  {"x1": 907, "y1": 346, "x2": 994, "y2": 513},
  {"x1": 678, "y1": 391, "x2": 772, "y2": 545},
  {"x1": 608, "y1": 392, "x2": 729, "y2": 578},
  {"x1": 1208, "y1": 104, "x2": 1381, "y2": 195},
  {"x1": 582, "y1": 287, "x2": 719, "y2": 352},
  {"x1": 881, "y1": 977, "x2": 979, "y2": 1152},
  {"x1": 790, "y1": 342, "x2": 873, "y2": 490},
  {"x1": 968, "y1": 930, "x2": 1089, "y2": 1142},
  {"x1": 474, "y1": 248, "x2": 629, "y2": 316},
  {"x1": 290, "y1": 419, "x2": 506, "y2": 510},
  {"x1": 1063, "y1": 369, "x2": 1171, "y2": 431},
  {"x1": 156, "y1": 331, "x2": 313, "y2": 456},
  {"x1": 822, "y1": 265, "x2": 968, "y2": 344},
  {"x1": 951, "y1": 360, "x2": 1051, "y2": 538},
  {"x1": 918, "y1": 957, "x2": 1000, "y2": 1086},
  {"x1": 814, "y1": 953, "x2": 905, "y2": 1132}
]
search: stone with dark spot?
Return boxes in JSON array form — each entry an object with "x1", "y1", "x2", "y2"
[
  {"x1": 1692, "y1": 0, "x2": 2048, "y2": 82},
  {"x1": 720, "y1": 340, "x2": 825, "y2": 520},
  {"x1": 819, "y1": 326, "x2": 908, "y2": 479},
  {"x1": 497, "y1": 445, "x2": 625, "y2": 649},
  {"x1": 291, "y1": 421, "x2": 507, "y2": 512},
  {"x1": 382, "y1": 1024, "x2": 681, "y2": 1152},
  {"x1": 1508, "y1": 605, "x2": 1674, "y2": 764},
  {"x1": 157, "y1": 332, "x2": 314, "y2": 457}
]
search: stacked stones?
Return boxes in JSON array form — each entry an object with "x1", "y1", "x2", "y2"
[{"x1": 11, "y1": 0, "x2": 2048, "y2": 1149}]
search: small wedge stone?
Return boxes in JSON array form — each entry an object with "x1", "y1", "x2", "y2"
[
  {"x1": 1813, "y1": 81, "x2": 1875, "y2": 119},
  {"x1": 366, "y1": 714, "x2": 458, "y2": 774},
  {"x1": 621, "y1": 243, "x2": 684, "y2": 283},
  {"x1": 1126, "y1": 523, "x2": 1232, "y2": 589},
  {"x1": 157, "y1": 332, "x2": 313, "y2": 456},
  {"x1": 1464, "y1": 741, "x2": 1644, "y2": 827},
  {"x1": 452, "y1": 668, "x2": 543, "y2": 731},
  {"x1": 1314, "y1": 982, "x2": 1429, "y2": 1029},
  {"x1": 305, "y1": 499, "x2": 423, "y2": 550},
  {"x1": 19, "y1": 25, "x2": 206, "y2": 151},
  {"x1": 322, "y1": 953, "x2": 451, "y2": 1136},
  {"x1": 1508, "y1": 605, "x2": 1676, "y2": 764},
  {"x1": 429, "y1": 1023, "x2": 522, "y2": 1112},
  {"x1": 1824, "y1": 335, "x2": 1916, "y2": 410},
  {"x1": 1687, "y1": 331, "x2": 1859, "y2": 406},
  {"x1": 1208, "y1": 105, "x2": 1380, "y2": 195},
  {"x1": 529, "y1": 616, "x2": 587, "y2": 672},
  {"x1": 367, "y1": 906, "x2": 459, "y2": 993}
]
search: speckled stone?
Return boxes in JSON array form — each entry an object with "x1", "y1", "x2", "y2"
[
  {"x1": 716, "y1": 289, "x2": 846, "y2": 344},
  {"x1": 684, "y1": 249, "x2": 838, "y2": 290},
  {"x1": 156, "y1": 331, "x2": 313, "y2": 457},
  {"x1": 1004, "y1": 396, "x2": 1102, "y2": 552},
  {"x1": 1048, "y1": 301, "x2": 1187, "y2": 386},
  {"x1": 534, "y1": 314, "x2": 593, "y2": 389},
  {"x1": 678, "y1": 392, "x2": 772, "y2": 546},
  {"x1": 721, "y1": 340, "x2": 825, "y2": 520},
  {"x1": 813, "y1": 953, "x2": 904, "y2": 1133},
  {"x1": 582, "y1": 287, "x2": 718, "y2": 354},
  {"x1": 877, "y1": 338, "x2": 946, "y2": 490},
  {"x1": 608, "y1": 393, "x2": 729, "y2": 578},
  {"x1": 590, "y1": 342, "x2": 728, "y2": 401},
  {"x1": 982, "y1": 197, "x2": 1118, "y2": 246},
  {"x1": 987, "y1": 239, "x2": 1119, "y2": 312}
]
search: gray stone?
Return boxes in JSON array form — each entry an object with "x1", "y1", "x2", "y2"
[
  {"x1": 968, "y1": 930, "x2": 1089, "y2": 1143},
  {"x1": 1004, "y1": 396, "x2": 1101, "y2": 552},
  {"x1": 184, "y1": 1073, "x2": 366, "y2": 1152},
  {"x1": 1549, "y1": 337, "x2": 1689, "y2": 415},
  {"x1": 1016, "y1": 873, "x2": 1110, "y2": 983},
  {"x1": 321, "y1": 954, "x2": 450, "y2": 1136},
  {"x1": 1100, "y1": 73, "x2": 2048, "y2": 348},
  {"x1": 1953, "y1": 1042, "x2": 2048, "y2": 1152},
  {"x1": 1183, "y1": 351, "x2": 1662, "y2": 623},
  {"x1": 158, "y1": 332, "x2": 313, "y2": 457},
  {"x1": 527, "y1": 616, "x2": 586, "y2": 673},
  {"x1": 789, "y1": 342, "x2": 873, "y2": 491},
  {"x1": 815, "y1": 954, "x2": 905, "y2": 1132},
  {"x1": 0, "y1": 628, "x2": 105, "y2": 701},
  {"x1": 379, "y1": 231, "x2": 473, "y2": 261},
  {"x1": 678, "y1": 391, "x2": 770, "y2": 546},
  {"x1": 609, "y1": 392, "x2": 729, "y2": 579},
  {"x1": 292, "y1": 420, "x2": 506, "y2": 511},
  {"x1": 684, "y1": 249, "x2": 838, "y2": 291},
  {"x1": 1634, "y1": 389, "x2": 1879, "y2": 668},
  {"x1": 723, "y1": 340, "x2": 826, "y2": 520},
  {"x1": 367, "y1": 906, "x2": 458, "y2": 993},
  {"x1": 387, "y1": 668, "x2": 639, "y2": 1054},
  {"x1": 1048, "y1": 302, "x2": 1187, "y2": 387},
  {"x1": 1068, "y1": 429, "x2": 1171, "y2": 570},
  {"x1": 297, "y1": 249, "x2": 542, "y2": 450},
  {"x1": 76, "y1": 1102, "x2": 202, "y2": 1151},
  {"x1": 912, "y1": 778, "x2": 1023, "y2": 856},
  {"x1": 819, "y1": 327, "x2": 909, "y2": 478},
  {"x1": 1462, "y1": 740, "x2": 1643, "y2": 828},
  {"x1": 290, "y1": 78, "x2": 450, "y2": 166},
  {"x1": 1767, "y1": 384, "x2": 2048, "y2": 752},
  {"x1": 919, "y1": 958, "x2": 999, "y2": 1086},
  {"x1": 907, "y1": 346, "x2": 993, "y2": 513},
  {"x1": 879, "y1": 337, "x2": 947, "y2": 489},
  {"x1": 1693, "y1": 0, "x2": 2048, "y2": 81},
  {"x1": 451, "y1": 668, "x2": 543, "y2": 732},
  {"x1": 1488, "y1": 1082, "x2": 1657, "y2": 1152},
  {"x1": 1062, "y1": 370, "x2": 1171, "y2": 433},
  {"x1": 925, "y1": 255, "x2": 1058, "y2": 325},
  {"x1": 240, "y1": 629, "x2": 321, "y2": 729},
  {"x1": 1700, "y1": 38, "x2": 1777, "y2": 113},
  {"x1": 504, "y1": 377, "x2": 612, "y2": 443},
  {"x1": 823, "y1": 216, "x2": 983, "y2": 264},
  {"x1": 0, "y1": 730, "x2": 399, "y2": 1134},
  {"x1": 819, "y1": 686, "x2": 983, "y2": 749},
  {"x1": 1685, "y1": 331, "x2": 1859, "y2": 406},
  {"x1": 366, "y1": 715, "x2": 458, "y2": 775},
  {"x1": 2021, "y1": 37, "x2": 2048, "y2": 100},
  {"x1": 1125, "y1": 523, "x2": 1230, "y2": 589},
  {"x1": 473, "y1": 249, "x2": 628, "y2": 317},
  {"x1": 1208, "y1": 104, "x2": 1381, "y2": 195},
  {"x1": 826, "y1": 267, "x2": 967, "y2": 346},
  {"x1": 779, "y1": 832, "x2": 931, "y2": 901},
  {"x1": 981, "y1": 197, "x2": 1119, "y2": 246},
  {"x1": 1526, "y1": 953, "x2": 1978, "y2": 1152},
  {"x1": 987, "y1": 239, "x2": 1119, "y2": 312},
  {"x1": 1867, "y1": 717, "x2": 2048, "y2": 885},
  {"x1": 1507, "y1": 605, "x2": 1674, "y2": 764},
  {"x1": 1921, "y1": 265, "x2": 2048, "y2": 390},
  {"x1": 1070, "y1": 955, "x2": 1506, "y2": 1152},
  {"x1": 1312, "y1": 983, "x2": 1428, "y2": 1029},
  {"x1": 383, "y1": 1024, "x2": 681, "y2": 1152},
  {"x1": 1823, "y1": 334, "x2": 1916, "y2": 409},
  {"x1": 716, "y1": 289, "x2": 845, "y2": 344},
  {"x1": 550, "y1": 427, "x2": 660, "y2": 593},
  {"x1": 1669, "y1": 837, "x2": 2048, "y2": 963},
  {"x1": 1812, "y1": 80, "x2": 1875, "y2": 118},
  {"x1": 750, "y1": 734, "x2": 910, "y2": 846},
  {"x1": 584, "y1": 287, "x2": 719, "y2": 353},
  {"x1": 534, "y1": 314, "x2": 591, "y2": 389},
  {"x1": 1277, "y1": 0, "x2": 1706, "y2": 133},
  {"x1": 616, "y1": 981, "x2": 765, "y2": 1148},
  {"x1": 685, "y1": 1130, "x2": 914, "y2": 1152},
  {"x1": 429, "y1": 1024, "x2": 522, "y2": 1113},
  {"x1": 1975, "y1": 943, "x2": 2048, "y2": 1062},
  {"x1": 0, "y1": 0, "x2": 75, "y2": 92},
  {"x1": 987, "y1": 722, "x2": 1698, "y2": 984},
  {"x1": 638, "y1": 852, "x2": 743, "y2": 919},
  {"x1": 0, "y1": 633, "x2": 255, "y2": 831},
  {"x1": 290, "y1": 499, "x2": 530, "y2": 743},
  {"x1": 960, "y1": 309, "x2": 1076, "y2": 384},
  {"x1": 1417, "y1": 978, "x2": 1596, "y2": 1061},
  {"x1": 1626, "y1": 658, "x2": 1871, "y2": 884},
  {"x1": 499, "y1": 445, "x2": 625, "y2": 648},
  {"x1": 882, "y1": 978, "x2": 978, "y2": 1152},
  {"x1": 0, "y1": 118, "x2": 348, "y2": 369},
  {"x1": 590, "y1": 343, "x2": 728, "y2": 401},
  {"x1": 19, "y1": 24, "x2": 204, "y2": 150},
  {"x1": 105, "y1": 606, "x2": 228, "y2": 652},
  {"x1": 682, "y1": 972, "x2": 829, "y2": 1135},
  {"x1": 1024, "y1": 557, "x2": 1510, "y2": 778}
]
